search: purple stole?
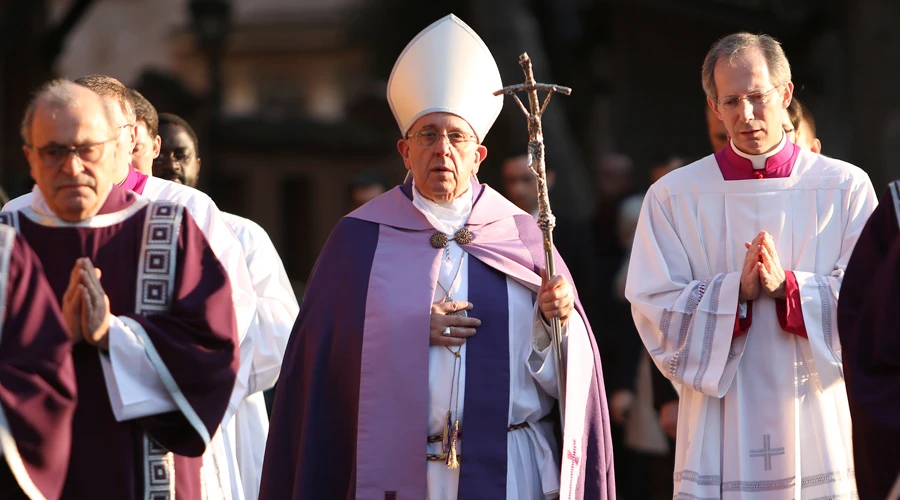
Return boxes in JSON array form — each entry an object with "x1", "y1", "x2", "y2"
[{"x1": 458, "y1": 257, "x2": 509, "y2": 497}]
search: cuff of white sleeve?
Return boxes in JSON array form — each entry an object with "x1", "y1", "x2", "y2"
[{"x1": 100, "y1": 316, "x2": 178, "y2": 422}]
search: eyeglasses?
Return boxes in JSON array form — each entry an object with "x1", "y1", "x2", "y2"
[
  {"x1": 716, "y1": 85, "x2": 782, "y2": 111},
  {"x1": 407, "y1": 130, "x2": 477, "y2": 149},
  {"x1": 28, "y1": 137, "x2": 117, "y2": 168},
  {"x1": 153, "y1": 151, "x2": 195, "y2": 165}
]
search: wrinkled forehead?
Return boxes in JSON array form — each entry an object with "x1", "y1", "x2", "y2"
[
  {"x1": 30, "y1": 101, "x2": 112, "y2": 145},
  {"x1": 407, "y1": 112, "x2": 476, "y2": 135},
  {"x1": 713, "y1": 48, "x2": 774, "y2": 93}
]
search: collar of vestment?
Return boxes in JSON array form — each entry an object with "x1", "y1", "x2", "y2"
[
  {"x1": 411, "y1": 183, "x2": 473, "y2": 234},
  {"x1": 350, "y1": 177, "x2": 524, "y2": 231},
  {"x1": 121, "y1": 165, "x2": 149, "y2": 194},
  {"x1": 716, "y1": 133, "x2": 799, "y2": 180},
  {"x1": 20, "y1": 184, "x2": 148, "y2": 228}
]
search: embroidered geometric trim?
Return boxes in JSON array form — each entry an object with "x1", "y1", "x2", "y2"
[
  {"x1": 143, "y1": 434, "x2": 175, "y2": 500},
  {"x1": 0, "y1": 211, "x2": 19, "y2": 232},
  {"x1": 136, "y1": 202, "x2": 182, "y2": 315},
  {"x1": 136, "y1": 201, "x2": 183, "y2": 500},
  {"x1": 676, "y1": 468, "x2": 856, "y2": 492}
]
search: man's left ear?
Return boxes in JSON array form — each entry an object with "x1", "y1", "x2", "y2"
[
  {"x1": 474, "y1": 144, "x2": 488, "y2": 173},
  {"x1": 782, "y1": 82, "x2": 794, "y2": 108},
  {"x1": 152, "y1": 135, "x2": 161, "y2": 158}
]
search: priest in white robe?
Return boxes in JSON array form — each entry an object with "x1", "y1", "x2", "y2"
[{"x1": 626, "y1": 33, "x2": 876, "y2": 499}]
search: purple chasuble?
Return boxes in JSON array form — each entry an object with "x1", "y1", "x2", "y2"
[
  {"x1": 4, "y1": 185, "x2": 238, "y2": 500},
  {"x1": 122, "y1": 165, "x2": 149, "y2": 194},
  {"x1": 259, "y1": 180, "x2": 616, "y2": 500},
  {"x1": 838, "y1": 182, "x2": 900, "y2": 499},
  {"x1": 0, "y1": 229, "x2": 76, "y2": 500},
  {"x1": 715, "y1": 140, "x2": 799, "y2": 180}
]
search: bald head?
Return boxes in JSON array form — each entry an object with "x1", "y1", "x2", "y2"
[
  {"x1": 21, "y1": 80, "x2": 117, "y2": 145},
  {"x1": 22, "y1": 80, "x2": 121, "y2": 221}
]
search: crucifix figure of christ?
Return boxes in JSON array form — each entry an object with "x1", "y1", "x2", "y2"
[{"x1": 494, "y1": 52, "x2": 572, "y2": 421}]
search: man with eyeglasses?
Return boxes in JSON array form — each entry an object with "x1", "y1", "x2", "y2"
[
  {"x1": 626, "y1": 32, "x2": 874, "y2": 498},
  {"x1": 2, "y1": 79, "x2": 240, "y2": 500},
  {"x1": 259, "y1": 14, "x2": 614, "y2": 500},
  {"x1": 3, "y1": 75, "x2": 260, "y2": 499}
]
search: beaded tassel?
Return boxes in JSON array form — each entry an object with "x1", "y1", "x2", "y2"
[{"x1": 446, "y1": 420, "x2": 460, "y2": 469}]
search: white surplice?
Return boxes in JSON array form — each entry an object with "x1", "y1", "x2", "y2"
[
  {"x1": 221, "y1": 211, "x2": 298, "y2": 500},
  {"x1": 625, "y1": 149, "x2": 876, "y2": 499},
  {"x1": 412, "y1": 187, "x2": 582, "y2": 500}
]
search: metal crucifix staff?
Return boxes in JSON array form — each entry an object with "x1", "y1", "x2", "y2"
[{"x1": 494, "y1": 53, "x2": 572, "y2": 422}]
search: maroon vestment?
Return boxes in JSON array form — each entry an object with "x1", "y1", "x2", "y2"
[
  {"x1": 1, "y1": 185, "x2": 238, "y2": 500},
  {"x1": 0, "y1": 226, "x2": 76, "y2": 500}
]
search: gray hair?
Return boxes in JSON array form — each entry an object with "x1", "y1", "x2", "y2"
[
  {"x1": 74, "y1": 74, "x2": 136, "y2": 124},
  {"x1": 20, "y1": 79, "x2": 118, "y2": 144},
  {"x1": 701, "y1": 33, "x2": 791, "y2": 101}
]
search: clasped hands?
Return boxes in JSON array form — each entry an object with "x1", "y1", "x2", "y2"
[
  {"x1": 740, "y1": 231, "x2": 786, "y2": 302},
  {"x1": 62, "y1": 257, "x2": 112, "y2": 350},
  {"x1": 429, "y1": 269, "x2": 574, "y2": 347}
]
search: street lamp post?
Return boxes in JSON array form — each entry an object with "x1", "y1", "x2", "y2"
[{"x1": 188, "y1": 0, "x2": 232, "y2": 186}]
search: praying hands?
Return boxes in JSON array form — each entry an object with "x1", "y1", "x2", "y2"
[
  {"x1": 740, "y1": 231, "x2": 787, "y2": 301},
  {"x1": 62, "y1": 257, "x2": 112, "y2": 349}
]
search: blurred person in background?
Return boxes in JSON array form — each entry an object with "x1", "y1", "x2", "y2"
[
  {"x1": 348, "y1": 169, "x2": 392, "y2": 211},
  {"x1": 784, "y1": 97, "x2": 822, "y2": 153},
  {"x1": 501, "y1": 154, "x2": 555, "y2": 219},
  {"x1": 502, "y1": 153, "x2": 598, "y2": 338},
  {"x1": 609, "y1": 154, "x2": 684, "y2": 500}
]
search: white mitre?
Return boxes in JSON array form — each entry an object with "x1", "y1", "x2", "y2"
[{"x1": 387, "y1": 14, "x2": 503, "y2": 143}]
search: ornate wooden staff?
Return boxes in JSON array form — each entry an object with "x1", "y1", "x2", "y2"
[{"x1": 494, "y1": 53, "x2": 572, "y2": 422}]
